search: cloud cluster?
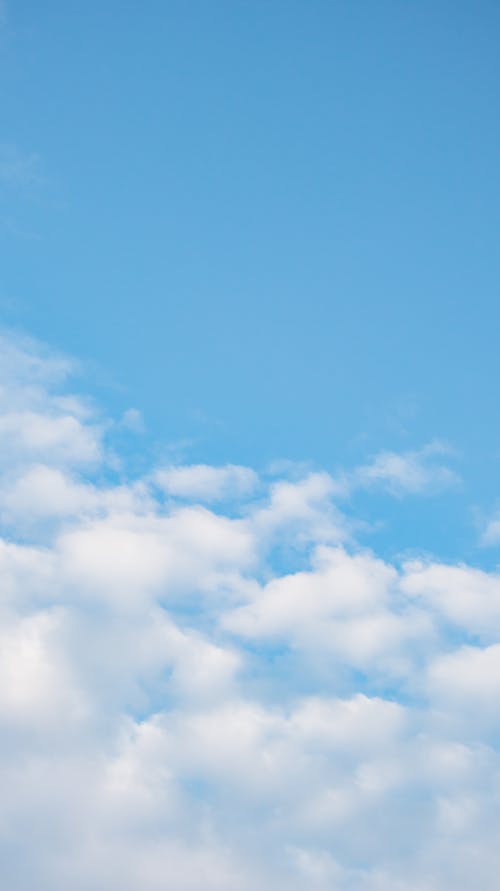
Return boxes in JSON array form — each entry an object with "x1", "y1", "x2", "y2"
[{"x1": 1, "y1": 332, "x2": 499, "y2": 890}]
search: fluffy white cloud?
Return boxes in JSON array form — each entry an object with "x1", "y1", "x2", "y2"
[
  {"x1": 250, "y1": 472, "x2": 347, "y2": 547},
  {"x1": 0, "y1": 409, "x2": 101, "y2": 465},
  {"x1": 223, "y1": 546, "x2": 433, "y2": 681},
  {"x1": 0, "y1": 464, "x2": 154, "y2": 525},
  {"x1": 401, "y1": 559, "x2": 500, "y2": 639},
  {"x1": 0, "y1": 333, "x2": 499, "y2": 891},
  {"x1": 429, "y1": 643, "x2": 500, "y2": 708}
]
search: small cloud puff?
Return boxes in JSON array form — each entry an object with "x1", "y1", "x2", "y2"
[
  {"x1": 355, "y1": 441, "x2": 459, "y2": 496},
  {"x1": 120, "y1": 407, "x2": 145, "y2": 433}
]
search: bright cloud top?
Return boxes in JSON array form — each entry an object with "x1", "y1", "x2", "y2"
[{"x1": 1, "y1": 333, "x2": 499, "y2": 891}]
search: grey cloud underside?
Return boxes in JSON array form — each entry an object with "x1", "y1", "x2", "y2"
[{"x1": 1, "y1": 334, "x2": 500, "y2": 891}]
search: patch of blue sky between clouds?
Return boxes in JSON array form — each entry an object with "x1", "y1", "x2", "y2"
[{"x1": 1, "y1": 330, "x2": 500, "y2": 891}]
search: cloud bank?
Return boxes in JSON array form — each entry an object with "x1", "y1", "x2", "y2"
[{"x1": 1, "y1": 332, "x2": 499, "y2": 891}]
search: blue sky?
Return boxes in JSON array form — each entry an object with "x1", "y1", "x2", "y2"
[
  {"x1": 2, "y1": 2, "x2": 500, "y2": 487},
  {"x1": 2, "y1": 1, "x2": 500, "y2": 563},
  {"x1": 1, "y1": 4, "x2": 500, "y2": 890}
]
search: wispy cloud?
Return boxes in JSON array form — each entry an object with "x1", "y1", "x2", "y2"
[
  {"x1": 155, "y1": 463, "x2": 258, "y2": 502},
  {"x1": 480, "y1": 510, "x2": 500, "y2": 546},
  {"x1": 0, "y1": 144, "x2": 43, "y2": 189},
  {"x1": 354, "y1": 441, "x2": 460, "y2": 496}
]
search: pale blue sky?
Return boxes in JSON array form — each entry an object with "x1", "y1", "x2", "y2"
[{"x1": 1, "y1": 1, "x2": 500, "y2": 561}]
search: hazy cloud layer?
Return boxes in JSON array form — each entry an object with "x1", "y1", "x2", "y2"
[{"x1": 1, "y1": 333, "x2": 499, "y2": 891}]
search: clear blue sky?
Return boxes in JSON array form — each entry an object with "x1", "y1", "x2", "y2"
[{"x1": 1, "y1": 0, "x2": 500, "y2": 560}]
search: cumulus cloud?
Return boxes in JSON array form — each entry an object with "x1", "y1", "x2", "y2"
[
  {"x1": 1, "y1": 332, "x2": 500, "y2": 891},
  {"x1": 401, "y1": 559, "x2": 500, "y2": 640}
]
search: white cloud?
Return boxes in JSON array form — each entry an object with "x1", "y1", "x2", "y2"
[
  {"x1": 155, "y1": 463, "x2": 258, "y2": 501},
  {"x1": 0, "y1": 332, "x2": 103, "y2": 470},
  {"x1": 0, "y1": 464, "x2": 153, "y2": 526},
  {"x1": 0, "y1": 411, "x2": 101, "y2": 465},
  {"x1": 429, "y1": 643, "x2": 500, "y2": 707},
  {"x1": 481, "y1": 511, "x2": 500, "y2": 546},
  {"x1": 223, "y1": 546, "x2": 432, "y2": 678},
  {"x1": 0, "y1": 331, "x2": 499, "y2": 891},
  {"x1": 355, "y1": 442, "x2": 459, "y2": 495},
  {"x1": 401, "y1": 560, "x2": 500, "y2": 640},
  {"x1": 0, "y1": 608, "x2": 82, "y2": 726},
  {"x1": 250, "y1": 472, "x2": 347, "y2": 548}
]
